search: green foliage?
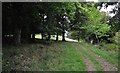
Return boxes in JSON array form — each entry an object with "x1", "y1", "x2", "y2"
[
  {"x1": 69, "y1": 3, "x2": 112, "y2": 43},
  {"x1": 3, "y1": 2, "x2": 119, "y2": 46},
  {"x1": 109, "y1": 31, "x2": 120, "y2": 49},
  {"x1": 99, "y1": 42, "x2": 118, "y2": 51},
  {"x1": 105, "y1": 44, "x2": 118, "y2": 50},
  {"x1": 82, "y1": 5, "x2": 111, "y2": 38},
  {"x1": 69, "y1": 31, "x2": 78, "y2": 39},
  {"x1": 113, "y1": 31, "x2": 120, "y2": 45}
]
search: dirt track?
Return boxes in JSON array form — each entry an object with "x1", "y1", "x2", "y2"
[{"x1": 71, "y1": 42, "x2": 118, "y2": 71}]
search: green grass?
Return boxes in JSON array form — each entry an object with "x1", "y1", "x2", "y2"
[
  {"x1": 80, "y1": 41, "x2": 118, "y2": 66},
  {"x1": 3, "y1": 40, "x2": 118, "y2": 71},
  {"x1": 3, "y1": 41, "x2": 86, "y2": 71},
  {"x1": 54, "y1": 42, "x2": 86, "y2": 71},
  {"x1": 71, "y1": 43, "x2": 103, "y2": 71}
]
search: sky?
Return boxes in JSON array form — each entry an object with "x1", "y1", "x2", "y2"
[
  {"x1": 86, "y1": 0, "x2": 117, "y2": 17},
  {"x1": 100, "y1": 4, "x2": 116, "y2": 17}
]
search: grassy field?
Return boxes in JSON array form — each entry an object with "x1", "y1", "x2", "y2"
[{"x1": 2, "y1": 40, "x2": 118, "y2": 71}]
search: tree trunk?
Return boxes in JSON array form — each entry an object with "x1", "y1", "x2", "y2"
[
  {"x1": 78, "y1": 30, "x2": 80, "y2": 42},
  {"x1": 62, "y1": 31, "x2": 65, "y2": 41},
  {"x1": 41, "y1": 33, "x2": 44, "y2": 40},
  {"x1": 95, "y1": 35, "x2": 99, "y2": 44},
  {"x1": 32, "y1": 33, "x2": 35, "y2": 39},
  {"x1": 56, "y1": 33, "x2": 59, "y2": 41},
  {"x1": 14, "y1": 28, "x2": 21, "y2": 45},
  {"x1": 47, "y1": 33, "x2": 51, "y2": 41},
  {"x1": 90, "y1": 39, "x2": 93, "y2": 44},
  {"x1": 78, "y1": 37, "x2": 80, "y2": 42}
]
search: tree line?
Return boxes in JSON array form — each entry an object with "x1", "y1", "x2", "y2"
[{"x1": 2, "y1": 2, "x2": 120, "y2": 45}]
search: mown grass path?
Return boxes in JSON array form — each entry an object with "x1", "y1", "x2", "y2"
[
  {"x1": 70, "y1": 42, "x2": 118, "y2": 71},
  {"x1": 80, "y1": 42, "x2": 118, "y2": 70},
  {"x1": 75, "y1": 45, "x2": 96, "y2": 71},
  {"x1": 71, "y1": 42, "x2": 103, "y2": 71},
  {"x1": 80, "y1": 44, "x2": 117, "y2": 71}
]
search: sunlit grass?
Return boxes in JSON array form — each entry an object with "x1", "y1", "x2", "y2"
[
  {"x1": 35, "y1": 34, "x2": 42, "y2": 39},
  {"x1": 35, "y1": 34, "x2": 62, "y2": 40}
]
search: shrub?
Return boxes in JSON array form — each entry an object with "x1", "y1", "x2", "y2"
[
  {"x1": 103, "y1": 43, "x2": 118, "y2": 51},
  {"x1": 110, "y1": 31, "x2": 120, "y2": 45}
]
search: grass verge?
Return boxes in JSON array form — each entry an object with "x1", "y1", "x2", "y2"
[{"x1": 80, "y1": 41, "x2": 118, "y2": 66}]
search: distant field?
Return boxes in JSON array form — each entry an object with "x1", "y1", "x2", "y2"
[
  {"x1": 35, "y1": 34, "x2": 77, "y2": 42},
  {"x1": 35, "y1": 34, "x2": 62, "y2": 40}
]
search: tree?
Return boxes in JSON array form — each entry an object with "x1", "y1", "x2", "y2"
[
  {"x1": 96, "y1": 2, "x2": 120, "y2": 43},
  {"x1": 70, "y1": 3, "x2": 88, "y2": 42},
  {"x1": 47, "y1": 2, "x2": 76, "y2": 41},
  {"x1": 2, "y1": 3, "x2": 42, "y2": 44},
  {"x1": 68, "y1": 3, "x2": 111, "y2": 44},
  {"x1": 83, "y1": 4, "x2": 111, "y2": 43}
]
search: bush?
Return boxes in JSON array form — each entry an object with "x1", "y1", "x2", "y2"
[
  {"x1": 68, "y1": 31, "x2": 78, "y2": 40},
  {"x1": 98, "y1": 41, "x2": 118, "y2": 51},
  {"x1": 101, "y1": 43, "x2": 118, "y2": 51},
  {"x1": 109, "y1": 31, "x2": 120, "y2": 49}
]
